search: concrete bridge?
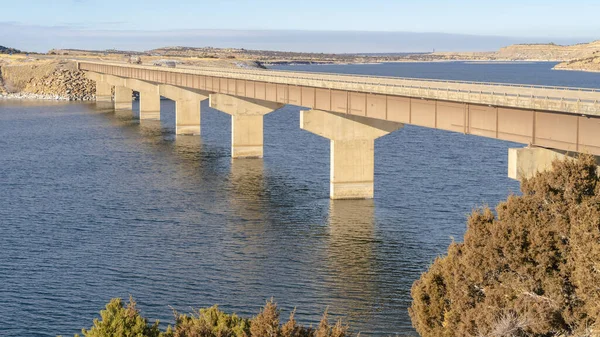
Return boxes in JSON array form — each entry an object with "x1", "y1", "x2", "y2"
[{"x1": 80, "y1": 61, "x2": 600, "y2": 199}]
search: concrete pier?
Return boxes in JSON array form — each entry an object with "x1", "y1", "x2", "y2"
[
  {"x1": 95, "y1": 81, "x2": 112, "y2": 109},
  {"x1": 139, "y1": 90, "x2": 160, "y2": 120},
  {"x1": 508, "y1": 147, "x2": 600, "y2": 180},
  {"x1": 114, "y1": 86, "x2": 132, "y2": 111},
  {"x1": 209, "y1": 94, "x2": 283, "y2": 158},
  {"x1": 85, "y1": 72, "x2": 113, "y2": 110},
  {"x1": 176, "y1": 100, "x2": 202, "y2": 135},
  {"x1": 127, "y1": 79, "x2": 160, "y2": 120},
  {"x1": 160, "y1": 85, "x2": 208, "y2": 135},
  {"x1": 301, "y1": 110, "x2": 403, "y2": 199}
]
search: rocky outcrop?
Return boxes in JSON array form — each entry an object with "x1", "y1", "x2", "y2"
[
  {"x1": 20, "y1": 68, "x2": 95, "y2": 100},
  {"x1": 554, "y1": 54, "x2": 600, "y2": 72}
]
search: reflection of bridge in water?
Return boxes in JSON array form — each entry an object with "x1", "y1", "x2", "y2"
[{"x1": 81, "y1": 61, "x2": 600, "y2": 199}]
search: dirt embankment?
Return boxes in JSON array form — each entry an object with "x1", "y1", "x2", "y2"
[{"x1": 0, "y1": 58, "x2": 95, "y2": 100}]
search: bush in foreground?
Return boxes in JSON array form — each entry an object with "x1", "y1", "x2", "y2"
[
  {"x1": 410, "y1": 154, "x2": 600, "y2": 337},
  {"x1": 75, "y1": 297, "x2": 160, "y2": 337},
  {"x1": 72, "y1": 298, "x2": 348, "y2": 337}
]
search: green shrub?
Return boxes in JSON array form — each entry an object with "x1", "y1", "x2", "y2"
[
  {"x1": 74, "y1": 298, "x2": 347, "y2": 337},
  {"x1": 77, "y1": 296, "x2": 160, "y2": 337},
  {"x1": 165, "y1": 305, "x2": 250, "y2": 337},
  {"x1": 409, "y1": 154, "x2": 600, "y2": 337}
]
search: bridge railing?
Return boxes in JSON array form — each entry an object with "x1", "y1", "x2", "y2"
[
  {"x1": 78, "y1": 60, "x2": 600, "y2": 116},
  {"x1": 178, "y1": 63, "x2": 600, "y2": 93}
]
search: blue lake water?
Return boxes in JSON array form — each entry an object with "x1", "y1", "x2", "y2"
[{"x1": 0, "y1": 62, "x2": 598, "y2": 336}]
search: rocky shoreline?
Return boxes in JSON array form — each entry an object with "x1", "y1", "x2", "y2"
[{"x1": 0, "y1": 92, "x2": 91, "y2": 101}]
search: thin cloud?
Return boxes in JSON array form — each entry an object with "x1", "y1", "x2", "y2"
[
  {"x1": 56, "y1": 21, "x2": 128, "y2": 29},
  {"x1": 0, "y1": 22, "x2": 592, "y2": 54}
]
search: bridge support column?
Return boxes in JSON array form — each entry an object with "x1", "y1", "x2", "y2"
[
  {"x1": 114, "y1": 86, "x2": 132, "y2": 111},
  {"x1": 176, "y1": 100, "x2": 201, "y2": 135},
  {"x1": 508, "y1": 147, "x2": 600, "y2": 180},
  {"x1": 84, "y1": 72, "x2": 113, "y2": 110},
  {"x1": 209, "y1": 94, "x2": 283, "y2": 158},
  {"x1": 508, "y1": 147, "x2": 563, "y2": 181},
  {"x1": 159, "y1": 85, "x2": 208, "y2": 135},
  {"x1": 95, "y1": 81, "x2": 112, "y2": 109},
  {"x1": 301, "y1": 110, "x2": 403, "y2": 199},
  {"x1": 139, "y1": 90, "x2": 161, "y2": 120}
]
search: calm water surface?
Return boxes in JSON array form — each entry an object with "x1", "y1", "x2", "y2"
[{"x1": 1, "y1": 62, "x2": 598, "y2": 336}]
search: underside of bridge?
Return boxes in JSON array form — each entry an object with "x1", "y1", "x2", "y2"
[{"x1": 84, "y1": 67, "x2": 600, "y2": 199}]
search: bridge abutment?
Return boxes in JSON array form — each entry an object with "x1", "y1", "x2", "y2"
[
  {"x1": 300, "y1": 110, "x2": 403, "y2": 199},
  {"x1": 209, "y1": 94, "x2": 284, "y2": 158}
]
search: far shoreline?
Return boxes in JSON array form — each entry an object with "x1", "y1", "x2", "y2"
[{"x1": 269, "y1": 60, "x2": 600, "y2": 74}]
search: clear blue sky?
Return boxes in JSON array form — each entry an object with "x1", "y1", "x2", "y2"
[
  {"x1": 2, "y1": 0, "x2": 599, "y2": 52},
  {"x1": 4, "y1": 0, "x2": 600, "y2": 36}
]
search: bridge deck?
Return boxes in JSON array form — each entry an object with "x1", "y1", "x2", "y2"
[
  {"x1": 79, "y1": 61, "x2": 600, "y2": 155},
  {"x1": 81, "y1": 60, "x2": 600, "y2": 116}
]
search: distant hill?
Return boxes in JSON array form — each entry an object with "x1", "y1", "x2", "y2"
[
  {"x1": 0, "y1": 45, "x2": 22, "y2": 54},
  {"x1": 145, "y1": 46, "x2": 432, "y2": 64},
  {"x1": 430, "y1": 40, "x2": 600, "y2": 62},
  {"x1": 48, "y1": 48, "x2": 143, "y2": 56},
  {"x1": 495, "y1": 40, "x2": 600, "y2": 61}
]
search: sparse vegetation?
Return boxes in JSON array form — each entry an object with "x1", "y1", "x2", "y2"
[
  {"x1": 410, "y1": 154, "x2": 600, "y2": 337},
  {"x1": 72, "y1": 298, "x2": 349, "y2": 337}
]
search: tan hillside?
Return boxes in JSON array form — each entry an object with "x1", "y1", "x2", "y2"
[
  {"x1": 495, "y1": 40, "x2": 600, "y2": 61},
  {"x1": 555, "y1": 55, "x2": 600, "y2": 72}
]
